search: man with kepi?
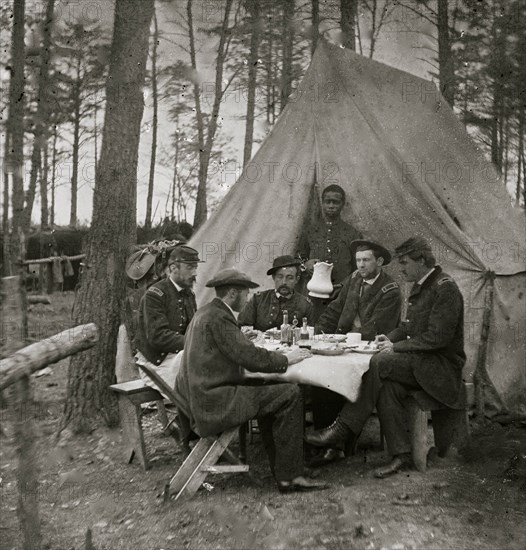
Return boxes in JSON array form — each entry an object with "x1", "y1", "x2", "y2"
[
  {"x1": 135, "y1": 245, "x2": 202, "y2": 390},
  {"x1": 174, "y1": 267, "x2": 328, "y2": 493},
  {"x1": 306, "y1": 237, "x2": 466, "y2": 478}
]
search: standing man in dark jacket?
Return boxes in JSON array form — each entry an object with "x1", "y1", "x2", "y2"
[
  {"x1": 238, "y1": 255, "x2": 314, "y2": 331},
  {"x1": 135, "y1": 245, "x2": 202, "y2": 389},
  {"x1": 297, "y1": 184, "x2": 362, "y2": 322},
  {"x1": 174, "y1": 268, "x2": 327, "y2": 493},
  {"x1": 309, "y1": 240, "x2": 401, "y2": 466},
  {"x1": 306, "y1": 237, "x2": 466, "y2": 477}
]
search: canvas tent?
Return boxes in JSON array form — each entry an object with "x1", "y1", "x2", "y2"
[{"x1": 189, "y1": 39, "x2": 526, "y2": 413}]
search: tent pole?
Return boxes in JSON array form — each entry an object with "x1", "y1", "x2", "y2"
[{"x1": 473, "y1": 272, "x2": 503, "y2": 418}]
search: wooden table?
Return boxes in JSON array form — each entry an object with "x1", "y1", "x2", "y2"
[{"x1": 245, "y1": 345, "x2": 372, "y2": 402}]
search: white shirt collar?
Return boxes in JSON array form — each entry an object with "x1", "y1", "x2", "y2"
[
  {"x1": 363, "y1": 271, "x2": 381, "y2": 285},
  {"x1": 222, "y1": 301, "x2": 236, "y2": 318},
  {"x1": 417, "y1": 267, "x2": 436, "y2": 286},
  {"x1": 169, "y1": 278, "x2": 184, "y2": 293}
]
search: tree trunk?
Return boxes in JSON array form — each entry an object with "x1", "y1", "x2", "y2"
[
  {"x1": 62, "y1": 0, "x2": 154, "y2": 434},
  {"x1": 171, "y1": 136, "x2": 179, "y2": 221},
  {"x1": 50, "y1": 124, "x2": 57, "y2": 227},
  {"x1": 22, "y1": 0, "x2": 55, "y2": 232},
  {"x1": 187, "y1": 0, "x2": 206, "y2": 227},
  {"x1": 311, "y1": 0, "x2": 319, "y2": 56},
  {"x1": 280, "y1": 0, "x2": 295, "y2": 112},
  {"x1": 2, "y1": 131, "x2": 10, "y2": 276},
  {"x1": 437, "y1": 0, "x2": 455, "y2": 106},
  {"x1": 340, "y1": 0, "x2": 357, "y2": 51},
  {"x1": 7, "y1": 0, "x2": 26, "y2": 269},
  {"x1": 93, "y1": 103, "x2": 98, "y2": 172},
  {"x1": 70, "y1": 56, "x2": 82, "y2": 228},
  {"x1": 243, "y1": 1, "x2": 262, "y2": 166},
  {"x1": 517, "y1": 102, "x2": 524, "y2": 206},
  {"x1": 191, "y1": 0, "x2": 234, "y2": 229},
  {"x1": 266, "y1": 9, "x2": 276, "y2": 125},
  {"x1": 40, "y1": 138, "x2": 49, "y2": 229},
  {"x1": 145, "y1": 9, "x2": 159, "y2": 231}
]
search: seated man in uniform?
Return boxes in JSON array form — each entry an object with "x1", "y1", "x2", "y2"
[
  {"x1": 174, "y1": 268, "x2": 328, "y2": 493},
  {"x1": 238, "y1": 255, "x2": 313, "y2": 331},
  {"x1": 306, "y1": 237, "x2": 466, "y2": 478},
  {"x1": 297, "y1": 184, "x2": 362, "y2": 321},
  {"x1": 308, "y1": 240, "x2": 402, "y2": 466},
  {"x1": 135, "y1": 245, "x2": 203, "y2": 390}
]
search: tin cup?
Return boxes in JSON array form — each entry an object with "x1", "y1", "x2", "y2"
[{"x1": 346, "y1": 332, "x2": 361, "y2": 345}]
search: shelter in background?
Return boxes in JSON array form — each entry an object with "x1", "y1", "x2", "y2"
[
  {"x1": 25, "y1": 227, "x2": 87, "y2": 291},
  {"x1": 189, "y1": 39, "x2": 525, "y2": 413}
]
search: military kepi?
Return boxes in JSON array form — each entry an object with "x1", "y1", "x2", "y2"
[
  {"x1": 266, "y1": 255, "x2": 302, "y2": 276},
  {"x1": 206, "y1": 268, "x2": 260, "y2": 288},
  {"x1": 393, "y1": 237, "x2": 432, "y2": 258},
  {"x1": 169, "y1": 244, "x2": 203, "y2": 264},
  {"x1": 350, "y1": 240, "x2": 392, "y2": 266}
]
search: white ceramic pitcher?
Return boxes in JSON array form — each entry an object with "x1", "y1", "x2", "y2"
[{"x1": 307, "y1": 261, "x2": 334, "y2": 298}]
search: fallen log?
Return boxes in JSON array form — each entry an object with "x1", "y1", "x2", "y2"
[{"x1": 0, "y1": 323, "x2": 98, "y2": 390}]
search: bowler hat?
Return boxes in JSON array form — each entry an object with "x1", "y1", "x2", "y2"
[
  {"x1": 266, "y1": 255, "x2": 302, "y2": 276},
  {"x1": 206, "y1": 268, "x2": 260, "y2": 289},
  {"x1": 168, "y1": 245, "x2": 203, "y2": 264},
  {"x1": 350, "y1": 240, "x2": 392, "y2": 266},
  {"x1": 393, "y1": 237, "x2": 432, "y2": 259}
]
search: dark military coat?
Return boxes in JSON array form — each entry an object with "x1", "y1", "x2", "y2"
[
  {"x1": 297, "y1": 218, "x2": 362, "y2": 285},
  {"x1": 238, "y1": 289, "x2": 314, "y2": 331},
  {"x1": 316, "y1": 270, "x2": 401, "y2": 341},
  {"x1": 386, "y1": 266, "x2": 466, "y2": 408},
  {"x1": 174, "y1": 298, "x2": 289, "y2": 437},
  {"x1": 136, "y1": 277, "x2": 196, "y2": 365}
]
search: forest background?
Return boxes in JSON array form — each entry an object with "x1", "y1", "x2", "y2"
[{"x1": 1, "y1": 0, "x2": 524, "y2": 239}]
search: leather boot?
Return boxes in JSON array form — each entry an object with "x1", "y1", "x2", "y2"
[
  {"x1": 373, "y1": 453, "x2": 412, "y2": 479},
  {"x1": 304, "y1": 417, "x2": 352, "y2": 450}
]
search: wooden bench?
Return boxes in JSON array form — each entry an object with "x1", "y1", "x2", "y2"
[
  {"x1": 168, "y1": 427, "x2": 249, "y2": 501},
  {"x1": 407, "y1": 388, "x2": 470, "y2": 472},
  {"x1": 136, "y1": 363, "x2": 251, "y2": 501},
  {"x1": 110, "y1": 379, "x2": 170, "y2": 470}
]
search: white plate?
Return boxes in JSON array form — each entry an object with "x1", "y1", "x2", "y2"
[
  {"x1": 316, "y1": 334, "x2": 347, "y2": 343},
  {"x1": 351, "y1": 344, "x2": 379, "y2": 354}
]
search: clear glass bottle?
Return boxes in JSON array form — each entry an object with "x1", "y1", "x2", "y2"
[
  {"x1": 299, "y1": 317, "x2": 310, "y2": 348},
  {"x1": 280, "y1": 310, "x2": 292, "y2": 345}
]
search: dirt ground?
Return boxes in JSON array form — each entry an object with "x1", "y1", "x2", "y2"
[{"x1": 1, "y1": 292, "x2": 525, "y2": 550}]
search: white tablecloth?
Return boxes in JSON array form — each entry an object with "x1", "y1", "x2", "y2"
[{"x1": 245, "y1": 348, "x2": 372, "y2": 402}]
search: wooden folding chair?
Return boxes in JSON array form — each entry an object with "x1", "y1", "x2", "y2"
[{"x1": 137, "y1": 363, "x2": 250, "y2": 501}]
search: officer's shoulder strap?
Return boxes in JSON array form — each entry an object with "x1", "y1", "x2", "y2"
[
  {"x1": 351, "y1": 269, "x2": 360, "y2": 279},
  {"x1": 147, "y1": 285, "x2": 164, "y2": 297},
  {"x1": 381, "y1": 281, "x2": 399, "y2": 294},
  {"x1": 437, "y1": 276, "x2": 454, "y2": 286}
]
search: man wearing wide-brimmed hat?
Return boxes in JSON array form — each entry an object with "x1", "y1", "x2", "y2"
[
  {"x1": 306, "y1": 237, "x2": 466, "y2": 478},
  {"x1": 316, "y1": 240, "x2": 401, "y2": 339},
  {"x1": 238, "y1": 255, "x2": 313, "y2": 331},
  {"x1": 308, "y1": 239, "x2": 402, "y2": 466},
  {"x1": 173, "y1": 267, "x2": 328, "y2": 493},
  {"x1": 135, "y1": 245, "x2": 203, "y2": 390}
]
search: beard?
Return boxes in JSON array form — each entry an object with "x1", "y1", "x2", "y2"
[{"x1": 278, "y1": 285, "x2": 292, "y2": 296}]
